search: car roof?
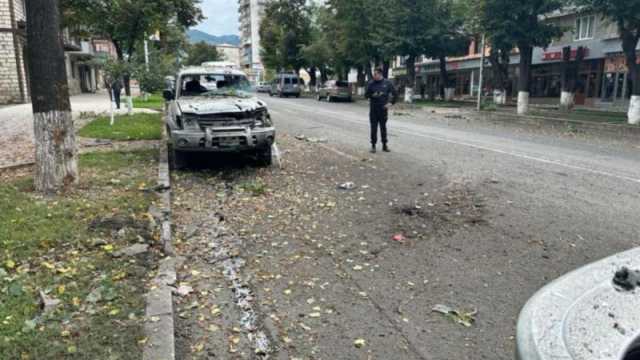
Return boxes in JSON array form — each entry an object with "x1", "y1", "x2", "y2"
[{"x1": 179, "y1": 66, "x2": 247, "y2": 77}]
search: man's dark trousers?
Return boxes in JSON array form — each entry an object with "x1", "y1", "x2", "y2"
[{"x1": 370, "y1": 106, "x2": 388, "y2": 146}]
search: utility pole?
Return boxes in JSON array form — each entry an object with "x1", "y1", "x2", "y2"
[
  {"x1": 477, "y1": 34, "x2": 486, "y2": 112},
  {"x1": 26, "y1": 0, "x2": 78, "y2": 193}
]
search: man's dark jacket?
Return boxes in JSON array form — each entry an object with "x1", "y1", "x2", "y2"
[{"x1": 365, "y1": 79, "x2": 398, "y2": 108}]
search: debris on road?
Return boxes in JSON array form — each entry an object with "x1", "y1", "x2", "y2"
[
  {"x1": 294, "y1": 134, "x2": 329, "y2": 144},
  {"x1": 354, "y1": 338, "x2": 367, "y2": 348},
  {"x1": 613, "y1": 267, "x2": 640, "y2": 291},
  {"x1": 392, "y1": 234, "x2": 406, "y2": 243},
  {"x1": 338, "y1": 182, "x2": 356, "y2": 190},
  {"x1": 174, "y1": 285, "x2": 194, "y2": 297},
  {"x1": 432, "y1": 304, "x2": 477, "y2": 327}
]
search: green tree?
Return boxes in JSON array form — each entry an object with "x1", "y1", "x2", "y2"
[
  {"x1": 381, "y1": 0, "x2": 437, "y2": 102},
  {"x1": 61, "y1": 0, "x2": 203, "y2": 98},
  {"x1": 480, "y1": 0, "x2": 564, "y2": 114},
  {"x1": 259, "y1": 0, "x2": 312, "y2": 73},
  {"x1": 424, "y1": 0, "x2": 471, "y2": 100},
  {"x1": 184, "y1": 41, "x2": 223, "y2": 66},
  {"x1": 573, "y1": 0, "x2": 640, "y2": 124}
]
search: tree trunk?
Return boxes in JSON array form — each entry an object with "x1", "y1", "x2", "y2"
[
  {"x1": 488, "y1": 49, "x2": 509, "y2": 105},
  {"x1": 26, "y1": 0, "x2": 78, "y2": 193},
  {"x1": 307, "y1": 66, "x2": 317, "y2": 90},
  {"x1": 438, "y1": 55, "x2": 449, "y2": 100},
  {"x1": 357, "y1": 65, "x2": 366, "y2": 96},
  {"x1": 560, "y1": 46, "x2": 574, "y2": 112},
  {"x1": 382, "y1": 59, "x2": 390, "y2": 79},
  {"x1": 320, "y1": 66, "x2": 328, "y2": 83},
  {"x1": 517, "y1": 43, "x2": 533, "y2": 115},
  {"x1": 622, "y1": 30, "x2": 640, "y2": 125},
  {"x1": 405, "y1": 55, "x2": 416, "y2": 103},
  {"x1": 365, "y1": 63, "x2": 373, "y2": 83}
]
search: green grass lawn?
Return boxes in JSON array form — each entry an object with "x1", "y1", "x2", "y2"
[
  {"x1": 413, "y1": 99, "x2": 473, "y2": 108},
  {"x1": 531, "y1": 109, "x2": 629, "y2": 124},
  {"x1": 0, "y1": 149, "x2": 158, "y2": 359},
  {"x1": 78, "y1": 113, "x2": 163, "y2": 141},
  {"x1": 132, "y1": 94, "x2": 164, "y2": 111}
]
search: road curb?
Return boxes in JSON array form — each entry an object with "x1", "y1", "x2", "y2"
[
  {"x1": 480, "y1": 111, "x2": 640, "y2": 140},
  {"x1": 143, "y1": 125, "x2": 176, "y2": 360}
]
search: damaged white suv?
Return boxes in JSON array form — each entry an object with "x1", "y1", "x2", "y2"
[{"x1": 163, "y1": 65, "x2": 275, "y2": 168}]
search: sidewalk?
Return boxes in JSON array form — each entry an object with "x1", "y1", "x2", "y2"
[{"x1": 0, "y1": 92, "x2": 153, "y2": 169}]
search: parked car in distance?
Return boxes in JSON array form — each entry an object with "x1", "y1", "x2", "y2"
[
  {"x1": 516, "y1": 247, "x2": 640, "y2": 360},
  {"x1": 163, "y1": 65, "x2": 275, "y2": 168},
  {"x1": 317, "y1": 80, "x2": 352, "y2": 102},
  {"x1": 255, "y1": 82, "x2": 271, "y2": 93},
  {"x1": 269, "y1": 73, "x2": 301, "y2": 98}
]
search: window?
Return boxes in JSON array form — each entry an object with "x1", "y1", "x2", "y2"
[{"x1": 575, "y1": 15, "x2": 595, "y2": 40}]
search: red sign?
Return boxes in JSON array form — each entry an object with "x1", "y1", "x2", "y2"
[{"x1": 543, "y1": 48, "x2": 590, "y2": 61}]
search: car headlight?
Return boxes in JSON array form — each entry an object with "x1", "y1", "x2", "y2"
[{"x1": 254, "y1": 109, "x2": 272, "y2": 128}]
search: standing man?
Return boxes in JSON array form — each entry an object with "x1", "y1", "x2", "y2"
[
  {"x1": 111, "y1": 77, "x2": 123, "y2": 110},
  {"x1": 365, "y1": 68, "x2": 397, "y2": 153}
]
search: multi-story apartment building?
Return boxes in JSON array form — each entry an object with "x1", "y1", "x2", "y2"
[
  {"x1": 0, "y1": 0, "x2": 28, "y2": 104},
  {"x1": 238, "y1": 0, "x2": 267, "y2": 83},
  {"x1": 394, "y1": 8, "x2": 640, "y2": 109},
  {"x1": 0, "y1": 0, "x2": 111, "y2": 105}
]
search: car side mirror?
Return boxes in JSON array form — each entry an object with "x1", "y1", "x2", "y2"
[{"x1": 163, "y1": 89, "x2": 175, "y2": 101}]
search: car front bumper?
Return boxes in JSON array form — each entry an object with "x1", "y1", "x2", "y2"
[{"x1": 171, "y1": 126, "x2": 275, "y2": 152}]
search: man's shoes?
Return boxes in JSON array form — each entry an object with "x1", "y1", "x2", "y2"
[
  {"x1": 383, "y1": 144, "x2": 391, "y2": 152},
  {"x1": 370, "y1": 146, "x2": 377, "y2": 154}
]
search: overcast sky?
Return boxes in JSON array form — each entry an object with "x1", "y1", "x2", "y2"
[{"x1": 194, "y1": 0, "x2": 239, "y2": 36}]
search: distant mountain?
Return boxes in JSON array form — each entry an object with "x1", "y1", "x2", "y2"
[{"x1": 187, "y1": 30, "x2": 240, "y2": 46}]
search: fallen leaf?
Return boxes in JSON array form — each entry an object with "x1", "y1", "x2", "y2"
[{"x1": 432, "y1": 304, "x2": 477, "y2": 327}]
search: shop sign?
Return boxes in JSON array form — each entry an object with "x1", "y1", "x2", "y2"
[
  {"x1": 605, "y1": 54, "x2": 640, "y2": 73},
  {"x1": 542, "y1": 48, "x2": 590, "y2": 61}
]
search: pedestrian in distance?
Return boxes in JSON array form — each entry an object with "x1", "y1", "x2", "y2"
[
  {"x1": 365, "y1": 68, "x2": 398, "y2": 153},
  {"x1": 111, "y1": 77, "x2": 123, "y2": 109}
]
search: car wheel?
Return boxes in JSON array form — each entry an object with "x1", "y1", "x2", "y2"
[
  {"x1": 257, "y1": 146, "x2": 272, "y2": 167},
  {"x1": 327, "y1": 95, "x2": 332, "y2": 102},
  {"x1": 347, "y1": 97, "x2": 353, "y2": 102},
  {"x1": 269, "y1": 91, "x2": 273, "y2": 97},
  {"x1": 317, "y1": 93, "x2": 322, "y2": 101},
  {"x1": 169, "y1": 144, "x2": 187, "y2": 170},
  {"x1": 296, "y1": 94, "x2": 300, "y2": 98},
  {"x1": 279, "y1": 92, "x2": 284, "y2": 98}
]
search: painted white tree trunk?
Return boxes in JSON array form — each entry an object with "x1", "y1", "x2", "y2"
[
  {"x1": 357, "y1": 87, "x2": 365, "y2": 96},
  {"x1": 127, "y1": 96, "x2": 133, "y2": 115},
  {"x1": 33, "y1": 110, "x2": 78, "y2": 193},
  {"x1": 517, "y1": 91, "x2": 530, "y2": 115},
  {"x1": 560, "y1": 91, "x2": 575, "y2": 112},
  {"x1": 629, "y1": 95, "x2": 640, "y2": 125},
  {"x1": 493, "y1": 90, "x2": 507, "y2": 105},
  {"x1": 444, "y1": 88, "x2": 455, "y2": 101},
  {"x1": 405, "y1": 87, "x2": 414, "y2": 103}
]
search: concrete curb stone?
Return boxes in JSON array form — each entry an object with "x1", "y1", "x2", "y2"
[{"x1": 143, "y1": 123, "x2": 177, "y2": 360}]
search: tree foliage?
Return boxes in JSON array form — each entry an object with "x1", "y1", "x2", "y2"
[
  {"x1": 259, "y1": 0, "x2": 312, "y2": 72},
  {"x1": 61, "y1": 0, "x2": 203, "y2": 93},
  {"x1": 183, "y1": 41, "x2": 223, "y2": 66}
]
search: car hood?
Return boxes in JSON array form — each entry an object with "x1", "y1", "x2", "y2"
[{"x1": 177, "y1": 97, "x2": 267, "y2": 115}]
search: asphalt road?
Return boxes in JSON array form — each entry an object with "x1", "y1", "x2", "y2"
[
  {"x1": 261, "y1": 95, "x2": 640, "y2": 358},
  {"x1": 173, "y1": 95, "x2": 640, "y2": 359}
]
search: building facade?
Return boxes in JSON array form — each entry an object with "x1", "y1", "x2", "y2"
[
  {"x1": 238, "y1": 0, "x2": 267, "y2": 83},
  {"x1": 0, "y1": 0, "x2": 109, "y2": 105},
  {"x1": 217, "y1": 43, "x2": 242, "y2": 68},
  {"x1": 0, "y1": 0, "x2": 28, "y2": 104},
  {"x1": 396, "y1": 9, "x2": 640, "y2": 109}
]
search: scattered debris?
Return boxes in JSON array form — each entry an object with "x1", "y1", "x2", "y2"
[
  {"x1": 39, "y1": 291, "x2": 61, "y2": 314},
  {"x1": 173, "y1": 285, "x2": 194, "y2": 297},
  {"x1": 338, "y1": 182, "x2": 356, "y2": 190},
  {"x1": 613, "y1": 267, "x2": 640, "y2": 291},
  {"x1": 354, "y1": 338, "x2": 367, "y2": 348},
  {"x1": 112, "y1": 243, "x2": 149, "y2": 258},
  {"x1": 294, "y1": 134, "x2": 328, "y2": 144},
  {"x1": 392, "y1": 234, "x2": 406, "y2": 243},
  {"x1": 432, "y1": 304, "x2": 477, "y2": 327}
]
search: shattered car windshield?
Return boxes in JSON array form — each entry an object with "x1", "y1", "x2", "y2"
[{"x1": 180, "y1": 73, "x2": 252, "y2": 98}]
